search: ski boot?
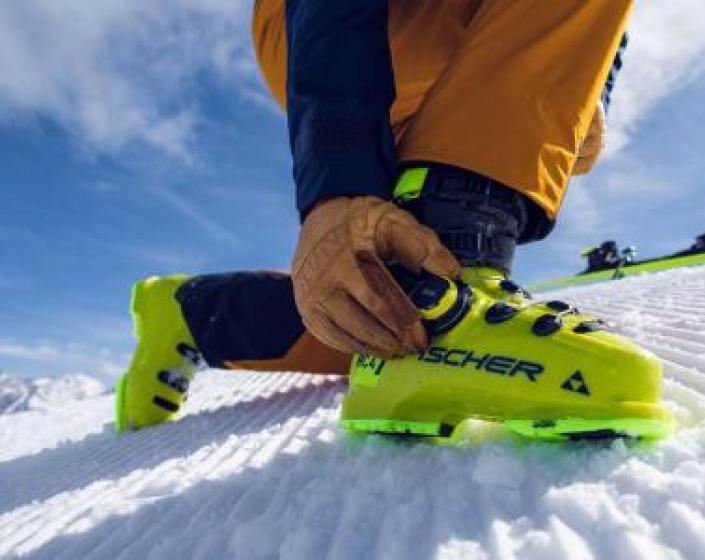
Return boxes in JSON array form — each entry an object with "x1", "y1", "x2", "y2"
[
  {"x1": 340, "y1": 266, "x2": 672, "y2": 441},
  {"x1": 115, "y1": 275, "x2": 203, "y2": 432},
  {"x1": 340, "y1": 166, "x2": 672, "y2": 441}
]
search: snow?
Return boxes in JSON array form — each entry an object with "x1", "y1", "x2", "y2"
[
  {"x1": 1, "y1": 267, "x2": 705, "y2": 559},
  {"x1": 0, "y1": 374, "x2": 106, "y2": 415}
]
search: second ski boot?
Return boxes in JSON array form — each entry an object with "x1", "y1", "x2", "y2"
[
  {"x1": 340, "y1": 165, "x2": 672, "y2": 441},
  {"x1": 115, "y1": 275, "x2": 203, "y2": 432}
]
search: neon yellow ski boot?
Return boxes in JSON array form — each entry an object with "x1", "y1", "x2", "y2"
[
  {"x1": 340, "y1": 267, "x2": 673, "y2": 441},
  {"x1": 115, "y1": 275, "x2": 202, "y2": 432}
]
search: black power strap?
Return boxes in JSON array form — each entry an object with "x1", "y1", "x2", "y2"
[{"x1": 399, "y1": 164, "x2": 530, "y2": 274}]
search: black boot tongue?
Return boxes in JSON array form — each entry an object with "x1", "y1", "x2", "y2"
[
  {"x1": 399, "y1": 165, "x2": 524, "y2": 275},
  {"x1": 437, "y1": 222, "x2": 516, "y2": 274}
]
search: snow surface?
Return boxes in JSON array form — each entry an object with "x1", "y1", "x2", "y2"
[
  {"x1": 0, "y1": 374, "x2": 106, "y2": 415},
  {"x1": 1, "y1": 268, "x2": 705, "y2": 559}
]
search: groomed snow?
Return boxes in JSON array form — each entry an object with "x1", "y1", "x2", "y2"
[{"x1": 1, "y1": 268, "x2": 705, "y2": 559}]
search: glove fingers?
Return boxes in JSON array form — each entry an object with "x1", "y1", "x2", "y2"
[
  {"x1": 574, "y1": 131, "x2": 601, "y2": 174},
  {"x1": 345, "y1": 272, "x2": 426, "y2": 354},
  {"x1": 305, "y1": 311, "x2": 366, "y2": 355},
  {"x1": 321, "y1": 291, "x2": 405, "y2": 358},
  {"x1": 311, "y1": 310, "x2": 393, "y2": 359},
  {"x1": 415, "y1": 225, "x2": 462, "y2": 278},
  {"x1": 575, "y1": 103, "x2": 606, "y2": 176},
  {"x1": 382, "y1": 214, "x2": 461, "y2": 279},
  {"x1": 574, "y1": 141, "x2": 601, "y2": 175},
  {"x1": 580, "y1": 128, "x2": 603, "y2": 159},
  {"x1": 293, "y1": 196, "x2": 454, "y2": 360},
  {"x1": 573, "y1": 155, "x2": 595, "y2": 176},
  {"x1": 353, "y1": 251, "x2": 428, "y2": 353}
]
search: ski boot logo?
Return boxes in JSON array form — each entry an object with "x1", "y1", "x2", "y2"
[
  {"x1": 355, "y1": 354, "x2": 386, "y2": 377},
  {"x1": 561, "y1": 370, "x2": 591, "y2": 396},
  {"x1": 418, "y1": 347, "x2": 544, "y2": 383}
]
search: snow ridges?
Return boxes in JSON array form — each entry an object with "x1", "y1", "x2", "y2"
[{"x1": 1, "y1": 267, "x2": 705, "y2": 559}]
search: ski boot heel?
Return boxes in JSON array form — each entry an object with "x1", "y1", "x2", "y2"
[{"x1": 115, "y1": 275, "x2": 202, "y2": 433}]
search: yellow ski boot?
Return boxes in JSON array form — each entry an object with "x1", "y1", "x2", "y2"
[
  {"x1": 115, "y1": 275, "x2": 202, "y2": 432},
  {"x1": 340, "y1": 267, "x2": 672, "y2": 441},
  {"x1": 341, "y1": 165, "x2": 672, "y2": 441}
]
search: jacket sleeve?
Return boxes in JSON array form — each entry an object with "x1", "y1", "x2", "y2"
[
  {"x1": 602, "y1": 33, "x2": 628, "y2": 113},
  {"x1": 285, "y1": 0, "x2": 397, "y2": 220}
]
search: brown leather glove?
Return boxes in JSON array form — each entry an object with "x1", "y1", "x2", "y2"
[
  {"x1": 573, "y1": 102, "x2": 606, "y2": 176},
  {"x1": 292, "y1": 196, "x2": 461, "y2": 359}
]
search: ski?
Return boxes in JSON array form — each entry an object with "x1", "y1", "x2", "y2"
[{"x1": 530, "y1": 234, "x2": 705, "y2": 293}]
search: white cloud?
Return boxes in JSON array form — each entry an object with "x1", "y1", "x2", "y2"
[
  {"x1": 558, "y1": 179, "x2": 605, "y2": 240},
  {"x1": 608, "y1": 1, "x2": 705, "y2": 154},
  {"x1": 0, "y1": 342, "x2": 58, "y2": 360},
  {"x1": 596, "y1": 157, "x2": 683, "y2": 200},
  {"x1": 0, "y1": 338, "x2": 128, "y2": 381},
  {"x1": 111, "y1": 243, "x2": 207, "y2": 271},
  {"x1": 0, "y1": 0, "x2": 259, "y2": 160}
]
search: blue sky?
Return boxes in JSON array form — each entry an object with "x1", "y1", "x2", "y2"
[{"x1": 1, "y1": 1, "x2": 704, "y2": 380}]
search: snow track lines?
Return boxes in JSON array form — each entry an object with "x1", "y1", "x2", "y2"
[{"x1": 1, "y1": 268, "x2": 705, "y2": 559}]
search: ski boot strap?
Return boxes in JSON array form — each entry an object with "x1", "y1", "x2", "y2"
[
  {"x1": 395, "y1": 164, "x2": 529, "y2": 274},
  {"x1": 388, "y1": 264, "x2": 473, "y2": 337}
]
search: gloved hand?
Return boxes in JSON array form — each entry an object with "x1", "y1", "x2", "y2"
[
  {"x1": 292, "y1": 196, "x2": 461, "y2": 359},
  {"x1": 573, "y1": 102, "x2": 606, "y2": 176}
]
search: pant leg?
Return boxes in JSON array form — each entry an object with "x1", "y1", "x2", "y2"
[
  {"x1": 396, "y1": 0, "x2": 634, "y2": 219},
  {"x1": 387, "y1": 0, "x2": 483, "y2": 138},
  {"x1": 252, "y1": 0, "x2": 481, "y2": 139},
  {"x1": 252, "y1": 0, "x2": 288, "y2": 109},
  {"x1": 176, "y1": 272, "x2": 350, "y2": 375}
]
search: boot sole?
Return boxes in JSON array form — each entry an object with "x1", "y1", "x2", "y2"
[
  {"x1": 340, "y1": 414, "x2": 673, "y2": 443},
  {"x1": 503, "y1": 417, "x2": 673, "y2": 441}
]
